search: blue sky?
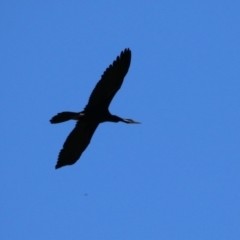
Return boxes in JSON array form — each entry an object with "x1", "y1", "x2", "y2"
[{"x1": 1, "y1": 1, "x2": 240, "y2": 239}]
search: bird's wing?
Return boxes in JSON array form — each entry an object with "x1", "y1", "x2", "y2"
[
  {"x1": 55, "y1": 121, "x2": 99, "y2": 169},
  {"x1": 84, "y1": 48, "x2": 131, "y2": 111}
]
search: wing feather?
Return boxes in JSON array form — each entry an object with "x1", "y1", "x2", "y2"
[
  {"x1": 84, "y1": 48, "x2": 131, "y2": 111},
  {"x1": 55, "y1": 121, "x2": 99, "y2": 169}
]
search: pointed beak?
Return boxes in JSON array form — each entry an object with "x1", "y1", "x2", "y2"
[
  {"x1": 123, "y1": 118, "x2": 141, "y2": 124},
  {"x1": 132, "y1": 121, "x2": 141, "y2": 124}
]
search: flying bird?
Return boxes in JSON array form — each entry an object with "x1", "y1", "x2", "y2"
[{"x1": 50, "y1": 48, "x2": 140, "y2": 169}]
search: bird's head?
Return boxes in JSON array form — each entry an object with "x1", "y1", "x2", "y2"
[
  {"x1": 109, "y1": 115, "x2": 140, "y2": 124},
  {"x1": 122, "y1": 118, "x2": 141, "y2": 124}
]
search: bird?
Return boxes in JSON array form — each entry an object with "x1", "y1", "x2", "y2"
[{"x1": 50, "y1": 48, "x2": 140, "y2": 169}]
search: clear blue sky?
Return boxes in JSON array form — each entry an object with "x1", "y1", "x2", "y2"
[{"x1": 1, "y1": 1, "x2": 240, "y2": 239}]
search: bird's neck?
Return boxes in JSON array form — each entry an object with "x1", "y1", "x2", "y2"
[{"x1": 107, "y1": 114, "x2": 122, "y2": 123}]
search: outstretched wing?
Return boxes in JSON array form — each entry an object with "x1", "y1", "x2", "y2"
[
  {"x1": 84, "y1": 48, "x2": 131, "y2": 111},
  {"x1": 55, "y1": 121, "x2": 99, "y2": 169}
]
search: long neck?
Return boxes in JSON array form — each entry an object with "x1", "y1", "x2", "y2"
[{"x1": 107, "y1": 114, "x2": 122, "y2": 123}]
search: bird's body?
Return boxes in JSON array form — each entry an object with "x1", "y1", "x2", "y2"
[{"x1": 50, "y1": 48, "x2": 140, "y2": 169}]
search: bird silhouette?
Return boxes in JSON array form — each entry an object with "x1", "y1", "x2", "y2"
[{"x1": 50, "y1": 48, "x2": 140, "y2": 169}]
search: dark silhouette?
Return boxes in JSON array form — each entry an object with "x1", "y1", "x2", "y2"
[{"x1": 50, "y1": 49, "x2": 140, "y2": 169}]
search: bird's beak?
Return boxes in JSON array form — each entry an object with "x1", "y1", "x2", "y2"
[
  {"x1": 123, "y1": 118, "x2": 141, "y2": 124},
  {"x1": 132, "y1": 121, "x2": 141, "y2": 124}
]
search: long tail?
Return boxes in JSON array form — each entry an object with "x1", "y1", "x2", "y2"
[{"x1": 50, "y1": 111, "x2": 79, "y2": 124}]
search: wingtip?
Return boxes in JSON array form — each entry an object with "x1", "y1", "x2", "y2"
[
  {"x1": 123, "y1": 48, "x2": 131, "y2": 54},
  {"x1": 119, "y1": 48, "x2": 131, "y2": 62},
  {"x1": 55, "y1": 162, "x2": 63, "y2": 169}
]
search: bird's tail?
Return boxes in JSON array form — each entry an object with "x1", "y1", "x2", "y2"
[{"x1": 50, "y1": 111, "x2": 79, "y2": 124}]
